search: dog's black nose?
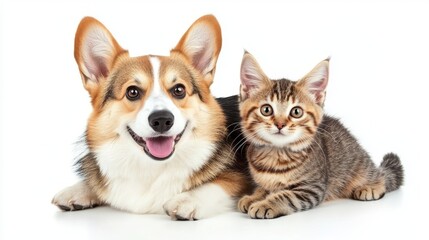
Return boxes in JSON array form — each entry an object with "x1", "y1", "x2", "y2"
[{"x1": 148, "y1": 110, "x2": 174, "y2": 133}]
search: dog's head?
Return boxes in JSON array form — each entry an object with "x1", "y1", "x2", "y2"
[{"x1": 75, "y1": 15, "x2": 224, "y2": 162}]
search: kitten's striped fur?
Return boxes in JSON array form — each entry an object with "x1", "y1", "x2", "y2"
[{"x1": 238, "y1": 52, "x2": 404, "y2": 219}]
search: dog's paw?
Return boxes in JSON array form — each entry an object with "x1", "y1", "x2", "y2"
[
  {"x1": 52, "y1": 182, "x2": 101, "y2": 211},
  {"x1": 248, "y1": 200, "x2": 282, "y2": 219},
  {"x1": 163, "y1": 193, "x2": 199, "y2": 221}
]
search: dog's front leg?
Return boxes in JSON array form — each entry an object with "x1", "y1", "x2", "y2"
[
  {"x1": 163, "y1": 172, "x2": 250, "y2": 220},
  {"x1": 163, "y1": 182, "x2": 236, "y2": 220},
  {"x1": 52, "y1": 181, "x2": 103, "y2": 211}
]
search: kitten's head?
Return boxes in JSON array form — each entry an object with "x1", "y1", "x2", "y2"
[{"x1": 239, "y1": 52, "x2": 329, "y2": 151}]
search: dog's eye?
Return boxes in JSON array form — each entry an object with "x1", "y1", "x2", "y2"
[
  {"x1": 126, "y1": 86, "x2": 141, "y2": 101},
  {"x1": 171, "y1": 84, "x2": 186, "y2": 99}
]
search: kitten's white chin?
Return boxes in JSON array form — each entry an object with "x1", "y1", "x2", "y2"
[{"x1": 258, "y1": 129, "x2": 302, "y2": 148}]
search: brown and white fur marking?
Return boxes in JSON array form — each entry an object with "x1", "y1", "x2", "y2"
[{"x1": 52, "y1": 15, "x2": 250, "y2": 220}]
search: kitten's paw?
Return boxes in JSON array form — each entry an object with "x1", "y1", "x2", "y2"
[
  {"x1": 238, "y1": 195, "x2": 255, "y2": 213},
  {"x1": 238, "y1": 188, "x2": 269, "y2": 214},
  {"x1": 248, "y1": 201, "x2": 281, "y2": 219},
  {"x1": 163, "y1": 193, "x2": 198, "y2": 221},
  {"x1": 52, "y1": 182, "x2": 101, "y2": 211},
  {"x1": 353, "y1": 186, "x2": 386, "y2": 201}
]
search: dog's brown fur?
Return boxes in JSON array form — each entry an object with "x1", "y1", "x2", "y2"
[{"x1": 52, "y1": 15, "x2": 252, "y2": 220}]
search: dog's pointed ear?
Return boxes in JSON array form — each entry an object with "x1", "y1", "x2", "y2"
[
  {"x1": 172, "y1": 15, "x2": 222, "y2": 87},
  {"x1": 74, "y1": 17, "x2": 127, "y2": 98}
]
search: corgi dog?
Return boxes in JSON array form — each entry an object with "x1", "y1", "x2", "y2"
[{"x1": 52, "y1": 15, "x2": 251, "y2": 220}]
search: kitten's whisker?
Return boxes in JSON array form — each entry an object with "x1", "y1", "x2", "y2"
[
  {"x1": 232, "y1": 139, "x2": 249, "y2": 158},
  {"x1": 317, "y1": 123, "x2": 337, "y2": 138},
  {"x1": 230, "y1": 127, "x2": 267, "y2": 158},
  {"x1": 316, "y1": 129, "x2": 338, "y2": 143},
  {"x1": 311, "y1": 139, "x2": 328, "y2": 164},
  {"x1": 227, "y1": 125, "x2": 244, "y2": 140},
  {"x1": 226, "y1": 122, "x2": 241, "y2": 129}
]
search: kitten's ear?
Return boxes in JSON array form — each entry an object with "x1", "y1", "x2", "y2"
[
  {"x1": 172, "y1": 15, "x2": 222, "y2": 87},
  {"x1": 240, "y1": 51, "x2": 270, "y2": 100},
  {"x1": 297, "y1": 58, "x2": 330, "y2": 106},
  {"x1": 74, "y1": 17, "x2": 127, "y2": 98}
]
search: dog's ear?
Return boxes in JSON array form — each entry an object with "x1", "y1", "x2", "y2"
[
  {"x1": 74, "y1": 17, "x2": 127, "y2": 98},
  {"x1": 172, "y1": 15, "x2": 222, "y2": 87}
]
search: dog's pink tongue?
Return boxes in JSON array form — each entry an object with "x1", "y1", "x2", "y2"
[{"x1": 146, "y1": 136, "x2": 175, "y2": 159}]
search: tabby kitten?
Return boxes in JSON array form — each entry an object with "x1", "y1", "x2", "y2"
[{"x1": 237, "y1": 52, "x2": 404, "y2": 219}]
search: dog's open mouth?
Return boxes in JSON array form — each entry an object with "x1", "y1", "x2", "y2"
[{"x1": 126, "y1": 124, "x2": 187, "y2": 161}]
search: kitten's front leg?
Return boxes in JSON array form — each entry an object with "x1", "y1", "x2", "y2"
[
  {"x1": 238, "y1": 187, "x2": 268, "y2": 213},
  {"x1": 248, "y1": 185, "x2": 325, "y2": 219},
  {"x1": 163, "y1": 182, "x2": 236, "y2": 220}
]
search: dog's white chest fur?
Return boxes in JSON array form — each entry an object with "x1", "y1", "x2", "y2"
[{"x1": 95, "y1": 137, "x2": 215, "y2": 214}]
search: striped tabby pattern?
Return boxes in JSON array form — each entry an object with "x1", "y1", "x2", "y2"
[{"x1": 237, "y1": 52, "x2": 404, "y2": 219}]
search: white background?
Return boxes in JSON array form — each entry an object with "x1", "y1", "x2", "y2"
[{"x1": 1, "y1": 0, "x2": 428, "y2": 239}]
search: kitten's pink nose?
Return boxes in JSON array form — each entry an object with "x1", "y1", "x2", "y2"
[{"x1": 276, "y1": 122, "x2": 286, "y2": 130}]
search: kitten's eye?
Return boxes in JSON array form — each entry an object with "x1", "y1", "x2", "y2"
[
  {"x1": 171, "y1": 84, "x2": 186, "y2": 99},
  {"x1": 260, "y1": 104, "x2": 274, "y2": 116},
  {"x1": 290, "y1": 106, "x2": 304, "y2": 118},
  {"x1": 126, "y1": 86, "x2": 141, "y2": 101}
]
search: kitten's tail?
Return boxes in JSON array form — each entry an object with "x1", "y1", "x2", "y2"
[{"x1": 380, "y1": 153, "x2": 404, "y2": 192}]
